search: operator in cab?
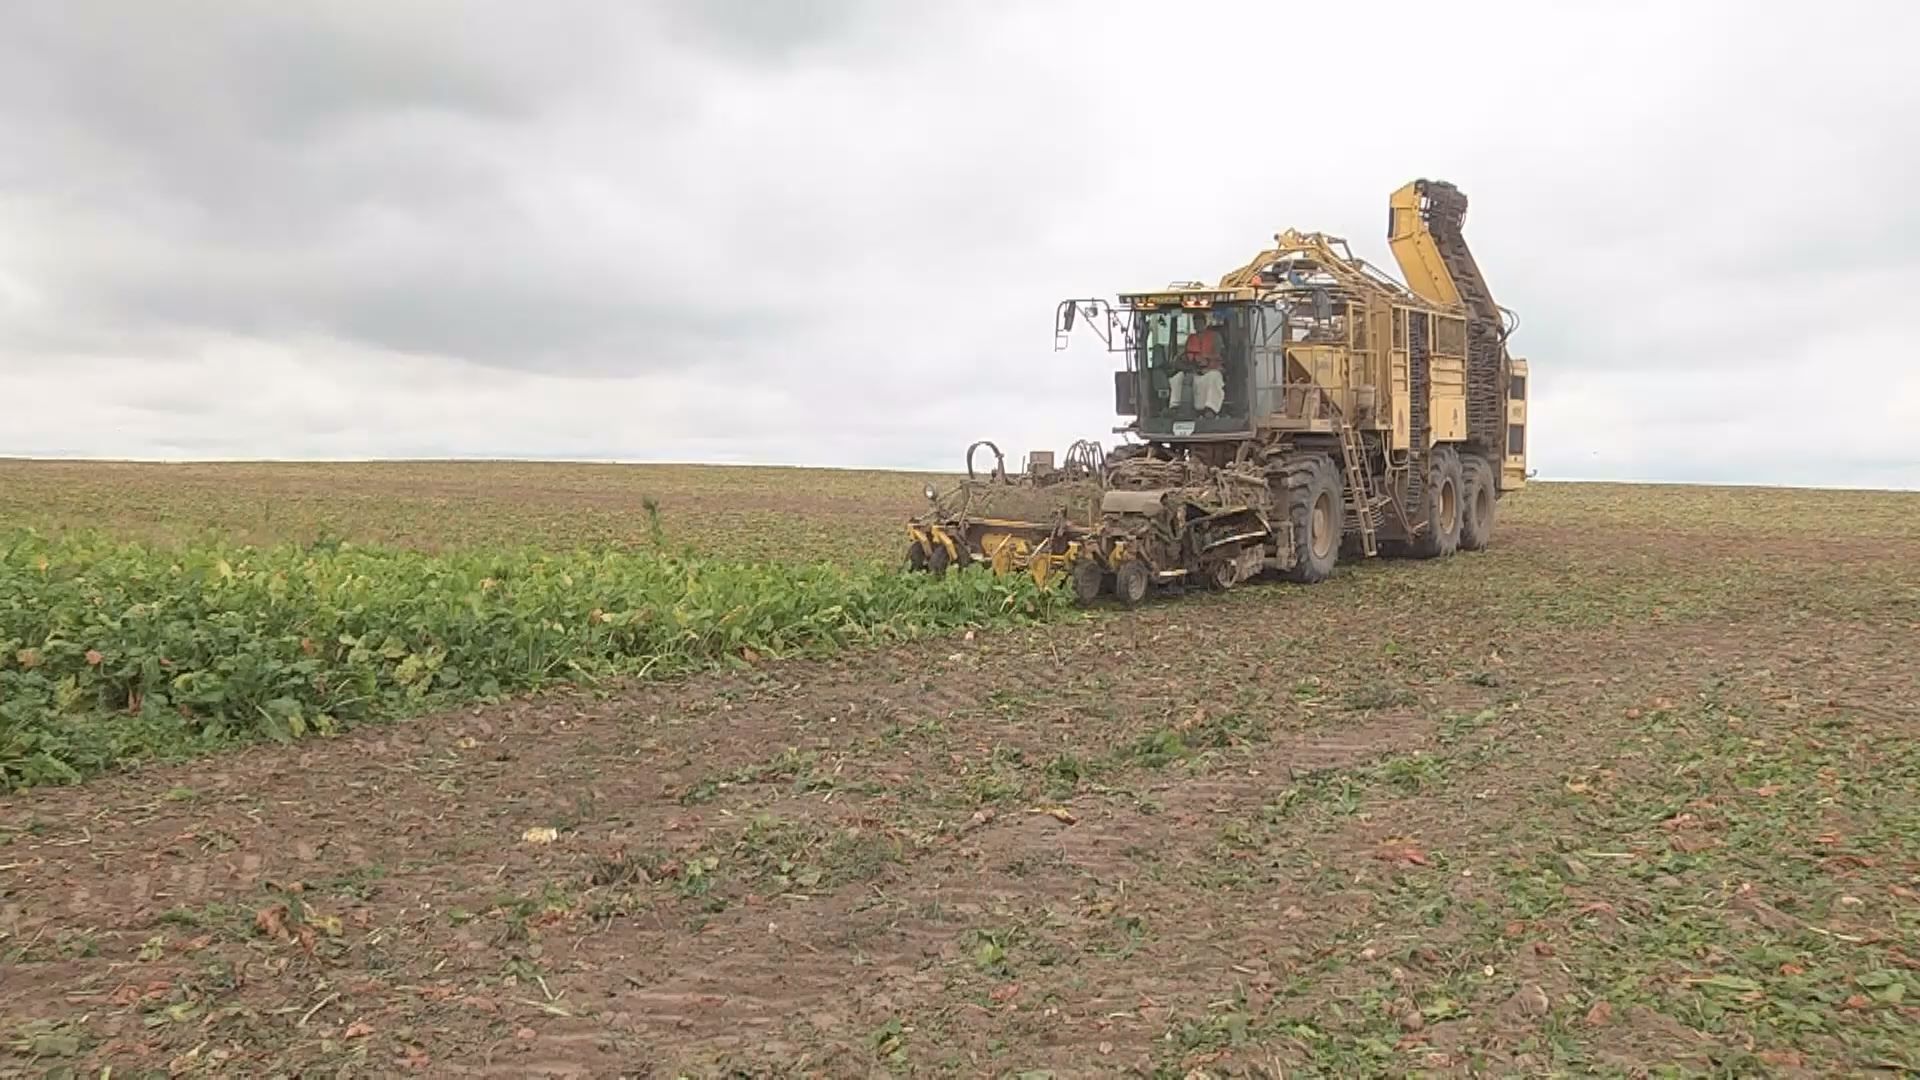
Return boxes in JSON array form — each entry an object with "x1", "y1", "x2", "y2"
[{"x1": 1169, "y1": 312, "x2": 1226, "y2": 418}]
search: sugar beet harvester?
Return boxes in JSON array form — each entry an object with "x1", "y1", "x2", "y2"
[{"x1": 907, "y1": 179, "x2": 1532, "y2": 604}]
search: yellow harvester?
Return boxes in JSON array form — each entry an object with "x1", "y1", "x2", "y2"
[{"x1": 910, "y1": 179, "x2": 1531, "y2": 604}]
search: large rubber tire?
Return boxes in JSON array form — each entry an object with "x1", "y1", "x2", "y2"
[
  {"x1": 1279, "y1": 453, "x2": 1343, "y2": 584},
  {"x1": 1413, "y1": 446, "x2": 1464, "y2": 559},
  {"x1": 1460, "y1": 455, "x2": 1496, "y2": 551}
]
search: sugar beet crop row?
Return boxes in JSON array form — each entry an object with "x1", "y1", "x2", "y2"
[{"x1": 0, "y1": 531, "x2": 1060, "y2": 790}]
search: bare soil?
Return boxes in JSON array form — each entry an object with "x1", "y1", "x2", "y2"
[{"x1": 4, "y1": 480, "x2": 1920, "y2": 1077}]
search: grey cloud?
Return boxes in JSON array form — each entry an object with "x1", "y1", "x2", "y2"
[
  {"x1": 3, "y1": 2, "x2": 599, "y2": 143},
  {"x1": 1, "y1": 0, "x2": 1917, "y2": 487},
  {"x1": 0, "y1": 1, "x2": 987, "y2": 374},
  {"x1": 654, "y1": 0, "x2": 902, "y2": 62}
]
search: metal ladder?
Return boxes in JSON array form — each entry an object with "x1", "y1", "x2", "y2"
[{"x1": 1338, "y1": 423, "x2": 1387, "y2": 556}]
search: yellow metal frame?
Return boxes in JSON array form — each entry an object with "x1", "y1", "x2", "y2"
[
  {"x1": 1503, "y1": 357, "x2": 1529, "y2": 490},
  {"x1": 906, "y1": 524, "x2": 960, "y2": 564},
  {"x1": 1387, "y1": 182, "x2": 1463, "y2": 309},
  {"x1": 911, "y1": 520, "x2": 1086, "y2": 588}
]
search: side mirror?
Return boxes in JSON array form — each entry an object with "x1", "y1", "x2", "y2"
[{"x1": 1062, "y1": 303, "x2": 1078, "y2": 331}]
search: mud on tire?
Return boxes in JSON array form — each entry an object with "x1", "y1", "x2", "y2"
[
  {"x1": 1113, "y1": 559, "x2": 1151, "y2": 606},
  {"x1": 1070, "y1": 559, "x2": 1105, "y2": 604},
  {"x1": 1460, "y1": 454, "x2": 1496, "y2": 551},
  {"x1": 1278, "y1": 452, "x2": 1343, "y2": 584},
  {"x1": 1413, "y1": 445, "x2": 1464, "y2": 558}
]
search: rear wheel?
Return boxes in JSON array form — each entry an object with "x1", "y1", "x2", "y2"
[
  {"x1": 1413, "y1": 446, "x2": 1464, "y2": 558},
  {"x1": 1460, "y1": 455, "x2": 1496, "y2": 551},
  {"x1": 1279, "y1": 453, "x2": 1343, "y2": 584},
  {"x1": 1114, "y1": 560, "x2": 1151, "y2": 606}
]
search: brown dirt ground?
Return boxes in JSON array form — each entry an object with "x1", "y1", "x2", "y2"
[{"x1": 4, "y1": 500, "x2": 1920, "y2": 1077}]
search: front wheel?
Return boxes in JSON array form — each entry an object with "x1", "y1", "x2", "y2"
[{"x1": 1279, "y1": 453, "x2": 1343, "y2": 584}]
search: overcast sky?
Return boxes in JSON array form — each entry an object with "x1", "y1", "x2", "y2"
[{"x1": 3, "y1": 0, "x2": 1917, "y2": 487}]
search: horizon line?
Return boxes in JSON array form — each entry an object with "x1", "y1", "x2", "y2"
[{"x1": 2, "y1": 455, "x2": 1916, "y2": 495}]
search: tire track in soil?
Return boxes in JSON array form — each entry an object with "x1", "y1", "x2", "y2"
[{"x1": 590, "y1": 709, "x2": 1442, "y2": 1071}]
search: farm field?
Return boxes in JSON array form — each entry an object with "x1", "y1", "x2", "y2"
[{"x1": 2, "y1": 460, "x2": 1919, "y2": 1077}]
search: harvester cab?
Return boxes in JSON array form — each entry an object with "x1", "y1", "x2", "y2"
[
  {"x1": 933, "y1": 179, "x2": 1533, "y2": 606},
  {"x1": 1058, "y1": 290, "x2": 1268, "y2": 443}
]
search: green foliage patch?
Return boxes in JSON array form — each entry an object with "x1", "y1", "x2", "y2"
[{"x1": 0, "y1": 530, "x2": 1060, "y2": 789}]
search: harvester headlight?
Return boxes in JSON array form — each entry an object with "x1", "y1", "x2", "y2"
[{"x1": 924, "y1": 483, "x2": 938, "y2": 504}]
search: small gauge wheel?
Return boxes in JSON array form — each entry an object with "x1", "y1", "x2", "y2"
[
  {"x1": 1070, "y1": 559, "x2": 1105, "y2": 604},
  {"x1": 1114, "y1": 560, "x2": 1150, "y2": 606},
  {"x1": 1209, "y1": 557, "x2": 1239, "y2": 591}
]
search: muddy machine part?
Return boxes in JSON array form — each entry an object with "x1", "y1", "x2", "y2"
[
  {"x1": 907, "y1": 441, "x2": 1103, "y2": 587},
  {"x1": 1064, "y1": 457, "x2": 1278, "y2": 605}
]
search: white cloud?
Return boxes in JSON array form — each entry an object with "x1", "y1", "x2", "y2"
[{"x1": 1, "y1": 0, "x2": 1916, "y2": 487}]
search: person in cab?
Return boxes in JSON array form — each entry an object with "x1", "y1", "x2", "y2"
[{"x1": 1170, "y1": 312, "x2": 1225, "y2": 418}]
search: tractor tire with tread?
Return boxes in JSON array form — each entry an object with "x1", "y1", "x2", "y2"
[
  {"x1": 1460, "y1": 454, "x2": 1496, "y2": 551},
  {"x1": 1412, "y1": 445, "x2": 1465, "y2": 558},
  {"x1": 1277, "y1": 452, "x2": 1343, "y2": 584}
]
